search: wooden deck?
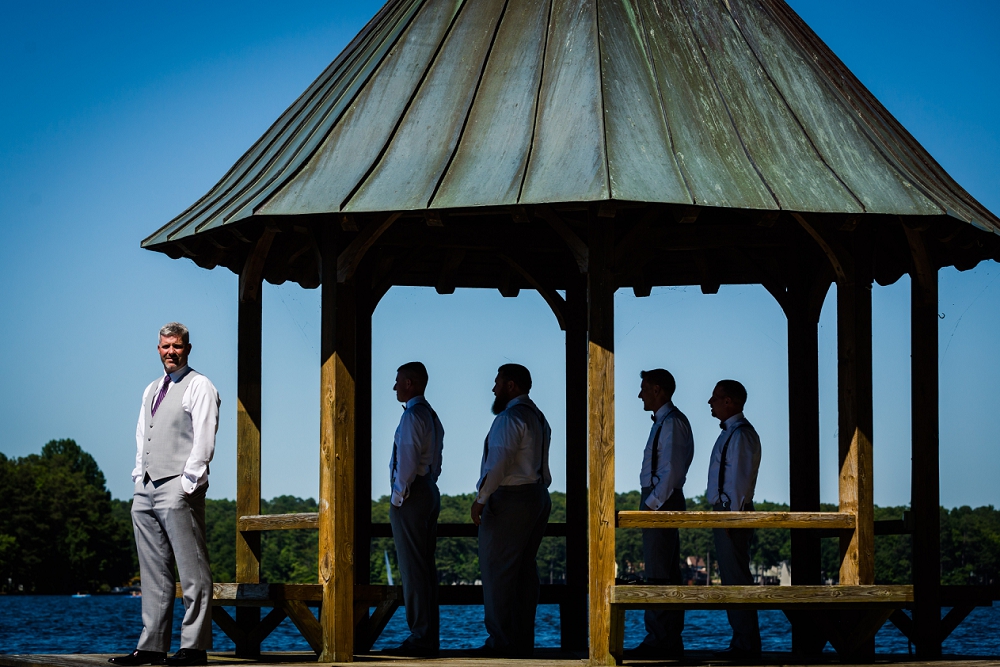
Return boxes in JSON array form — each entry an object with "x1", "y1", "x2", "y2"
[{"x1": 3, "y1": 652, "x2": 1000, "y2": 667}]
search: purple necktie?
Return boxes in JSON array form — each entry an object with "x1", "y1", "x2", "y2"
[{"x1": 151, "y1": 375, "x2": 172, "y2": 417}]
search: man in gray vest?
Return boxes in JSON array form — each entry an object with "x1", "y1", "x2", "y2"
[
  {"x1": 386, "y1": 361, "x2": 444, "y2": 657},
  {"x1": 110, "y1": 323, "x2": 219, "y2": 667},
  {"x1": 471, "y1": 364, "x2": 551, "y2": 658}
]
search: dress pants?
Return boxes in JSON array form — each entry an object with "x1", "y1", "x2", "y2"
[
  {"x1": 712, "y1": 501, "x2": 761, "y2": 652},
  {"x1": 478, "y1": 483, "x2": 551, "y2": 656},
  {"x1": 388, "y1": 474, "x2": 441, "y2": 650},
  {"x1": 131, "y1": 474, "x2": 213, "y2": 652},
  {"x1": 639, "y1": 487, "x2": 686, "y2": 651}
]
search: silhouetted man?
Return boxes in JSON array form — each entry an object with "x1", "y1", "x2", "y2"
[
  {"x1": 471, "y1": 364, "x2": 551, "y2": 657},
  {"x1": 386, "y1": 362, "x2": 444, "y2": 657},
  {"x1": 625, "y1": 369, "x2": 694, "y2": 659},
  {"x1": 707, "y1": 379, "x2": 762, "y2": 659}
]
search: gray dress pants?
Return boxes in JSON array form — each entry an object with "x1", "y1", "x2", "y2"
[
  {"x1": 388, "y1": 474, "x2": 440, "y2": 650},
  {"x1": 639, "y1": 487, "x2": 686, "y2": 651},
  {"x1": 131, "y1": 475, "x2": 213, "y2": 652},
  {"x1": 712, "y1": 501, "x2": 761, "y2": 652},
  {"x1": 478, "y1": 483, "x2": 551, "y2": 656}
]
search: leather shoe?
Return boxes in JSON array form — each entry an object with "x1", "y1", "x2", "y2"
[
  {"x1": 711, "y1": 647, "x2": 761, "y2": 661},
  {"x1": 623, "y1": 642, "x2": 684, "y2": 660},
  {"x1": 163, "y1": 649, "x2": 208, "y2": 666},
  {"x1": 382, "y1": 643, "x2": 439, "y2": 658},
  {"x1": 108, "y1": 650, "x2": 166, "y2": 666}
]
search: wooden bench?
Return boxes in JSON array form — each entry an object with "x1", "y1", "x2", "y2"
[
  {"x1": 610, "y1": 584, "x2": 913, "y2": 662},
  {"x1": 612, "y1": 510, "x2": 904, "y2": 660}
]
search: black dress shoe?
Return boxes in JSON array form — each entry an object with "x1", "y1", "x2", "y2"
[
  {"x1": 623, "y1": 642, "x2": 684, "y2": 660},
  {"x1": 108, "y1": 650, "x2": 166, "y2": 666},
  {"x1": 382, "y1": 643, "x2": 439, "y2": 658},
  {"x1": 711, "y1": 647, "x2": 761, "y2": 661},
  {"x1": 163, "y1": 649, "x2": 208, "y2": 666}
]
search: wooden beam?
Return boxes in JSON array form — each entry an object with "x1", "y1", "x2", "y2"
[
  {"x1": 563, "y1": 281, "x2": 588, "y2": 651},
  {"x1": 238, "y1": 227, "x2": 277, "y2": 303},
  {"x1": 319, "y1": 227, "x2": 356, "y2": 662},
  {"x1": 238, "y1": 515, "x2": 571, "y2": 537},
  {"x1": 791, "y1": 213, "x2": 852, "y2": 284},
  {"x1": 611, "y1": 585, "x2": 913, "y2": 607},
  {"x1": 497, "y1": 253, "x2": 566, "y2": 330},
  {"x1": 236, "y1": 256, "x2": 264, "y2": 658},
  {"x1": 836, "y1": 230, "x2": 875, "y2": 587},
  {"x1": 337, "y1": 212, "x2": 401, "y2": 283},
  {"x1": 435, "y1": 248, "x2": 465, "y2": 295},
  {"x1": 354, "y1": 258, "x2": 374, "y2": 597},
  {"x1": 616, "y1": 511, "x2": 855, "y2": 530},
  {"x1": 283, "y1": 600, "x2": 324, "y2": 655},
  {"x1": 540, "y1": 206, "x2": 589, "y2": 273},
  {"x1": 588, "y1": 214, "x2": 615, "y2": 666},
  {"x1": 904, "y1": 222, "x2": 942, "y2": 658}
]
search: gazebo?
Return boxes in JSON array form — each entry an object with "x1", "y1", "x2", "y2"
[{"x1": 142, "y1": 0, "x2": 1000, "y2": 663}]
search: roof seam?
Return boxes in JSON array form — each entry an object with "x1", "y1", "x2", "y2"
[
  {"x1": 339, "y1": 0, "x2": 472, "y2": 211},
  {"x1": 719, "y1": 0, "x2": 866, "y2": 213},
  {"x1": 516, "y1": 0, "x2": 556, "y2": 204},
  {"x1": 595, "y1": 0, "x2": 612, "y2": 200},
  {"x1": 633, "y1": 0, "x2": 696, "y2": 204},
  {"x1": 678, "y1": 0, "x2": 781, "y2": 209},
  {"x1": 426, "y1": 0, "x2": 513, "y2": 208}
]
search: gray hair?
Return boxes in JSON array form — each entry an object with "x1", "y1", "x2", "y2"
[{"x1": 159, "y1": 322, "x2": 190, "y2": 344}]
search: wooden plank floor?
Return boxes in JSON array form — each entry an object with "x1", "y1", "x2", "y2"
[{"x1": 3, "y1": 652, "x2": 1000, "y2": 667}]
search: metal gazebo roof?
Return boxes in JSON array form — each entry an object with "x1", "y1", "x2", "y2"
[{"x1": 143, "y1": 0, "x2": 999, "y2": 250}]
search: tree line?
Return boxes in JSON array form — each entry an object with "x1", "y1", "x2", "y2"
[{"x1": 2, "y1": 440, "x2": 998, "y2": 592}]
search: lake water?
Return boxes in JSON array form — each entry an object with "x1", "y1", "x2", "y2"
[{"x1": 2, "y1": 596, "x2": 999, "y2": 657}]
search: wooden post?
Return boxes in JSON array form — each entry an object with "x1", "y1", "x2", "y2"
[
  {"x1": 563, "y1": 279, "x2": 588, "y2": 651},
  {"x1": 783, "y1": 271, "x2": 829, "y2": 655},
  {"x1": 836, "y1": 233, "x2": 874, "y2": 587},
  {"x1": 588, "y1": 214, "x2": 616, "y2": 666},
  {"x1": 235, "y1": 280, "x2": 263, "y2": 658},
  {"x1": 319, "y1": 225, "x2": 357, "y2": 662},
  {"x1": 906, "y1": 225, "x2": 941, "y2": 657},
  {"x1": 354, "y1": 258, "x2": 374, "y2": 638}
]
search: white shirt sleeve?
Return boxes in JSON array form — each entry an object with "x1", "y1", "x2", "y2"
[
  {"x1": 645, "y1": 420, "x2": 676, "y2": 510},
  {"x1": 132, "y1": 381, "x2": 156, "y2": 483},
  {"x1": 476, "y1": 412, "x2": 520, "y2": 504},
  {"x1": 729, "y1": 429, "x2": 761, "y2": 511},
  {"x1": 391, "y1": 407, "x2": 431, "y2": 507},
  {"x1": 180, "y1": 375, "x2": 221, "y2": 494}
]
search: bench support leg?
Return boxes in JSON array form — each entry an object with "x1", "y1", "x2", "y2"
[{"x1": 609, "y1": 606, "x2": 626, "y2": 665}]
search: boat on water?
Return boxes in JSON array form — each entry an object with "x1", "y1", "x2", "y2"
[{"x1": 71, "y1": 593, "x2": 90, "y2": 598}]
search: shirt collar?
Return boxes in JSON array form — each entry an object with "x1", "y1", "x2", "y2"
[
  {"x1": 505, "y1": 394, "x2": 532, "y2": 411},
  {"x1": 405, "y1": 395, "x2": 427, "y2": 410},
  {"x1": 722, "y1": 412, "x2": 745, "y2": 430},
  {"x1": 653, "y1": 400, "x2": 675, "y2": 423},
  {"x1": 166, "y1": 365, "x2": 191, "y2": 383}
]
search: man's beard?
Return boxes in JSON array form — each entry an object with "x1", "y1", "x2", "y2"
[{"x1": 492, "y1": 392, "x2": 509, "y2": 415}]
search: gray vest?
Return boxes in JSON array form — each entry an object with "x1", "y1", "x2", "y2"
[{"x1": 141, "y1": 369, "x2": 200, "y2": 482}]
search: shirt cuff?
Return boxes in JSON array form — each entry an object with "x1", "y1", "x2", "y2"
[
  {"x1": 180, "y1": 473, "x2": 200, "y2": 494},
  {"x1": 391, "y1": 490, "x2": 405, "y2": 507},
  {"x1": 644, "y1": 495, "x2": 661, "y2": 510}
]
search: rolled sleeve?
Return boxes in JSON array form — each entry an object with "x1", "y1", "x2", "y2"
[{"x1": 181, "y1": 376, "x2": 220, "y2": 494}]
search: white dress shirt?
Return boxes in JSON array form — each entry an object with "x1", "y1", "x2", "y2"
[
  {"x1": 390, "y1": 395, "x2": 445, "y2": 507},
  {"x1": 639, "y1": 400, "x2": 694, "y2": 510},
  {"x1": 476, "y1": 395, "x2": 552, "y2": 504},
  {"x1": 706, "y1": 412, "x2": 761, "y2": 510},
  {"x1": 133, "y1": 365, "x2": 220, "y2": 494}
]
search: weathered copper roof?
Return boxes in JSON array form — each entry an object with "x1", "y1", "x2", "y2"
[{"x1": 143, "y1": 0, "x2": 999, "y2": 250}]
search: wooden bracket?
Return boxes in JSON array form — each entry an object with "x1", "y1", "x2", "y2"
[
  {"x1": 282, "y1": 599, "x2": 323, "y2": 655},
  {"x1": 238, "y1": 226, "x2": 277, "y2": 303},
  {"x1": 791, "y1": 212, "x2": 854, "y2": 284},
  {"x1": 538, "y1": 206, "x2": 589, "y2": 273},
  {"x1": 901, "y1": 217, "x2": 936, "y2": 300},
  {"x1": 337, "y1": 212, "x2": 401, "y2": 283},
  {"x1": 435, "y1": 248, "x2": 466, "y2": 294},
  {"x1": 497, "y1": 253, "x2": 567, "y2": 330}
]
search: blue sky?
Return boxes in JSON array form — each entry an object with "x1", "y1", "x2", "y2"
[{"x1": 1, "y1": 1, "x2": 998, "y2": 510}]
